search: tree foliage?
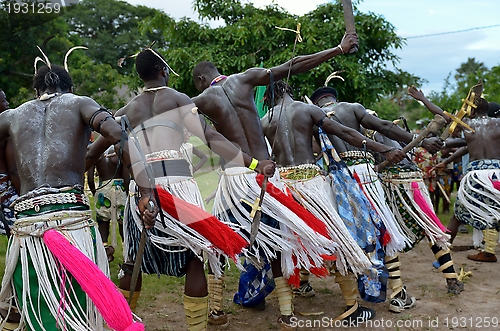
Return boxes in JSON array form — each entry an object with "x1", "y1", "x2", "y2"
[
  {"x1": 141, "y1": 0, "x2": 417, "y2": 105},
  {"x1": 2, "y1": 0, "x2": 497, "y2": 118}
]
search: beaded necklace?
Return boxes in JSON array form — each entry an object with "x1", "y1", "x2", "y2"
[
  {"x1": 320, "y1": 101, "x2": 337, "y2": 108},
  {"x1": 143, "y1": 86, "x2": 168, "y2": 93},
  {"x1": 210, "y1": 75, "x2": 227, "y2": 86}
]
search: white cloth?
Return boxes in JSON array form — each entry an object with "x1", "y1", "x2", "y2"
[
  {"x1": 348, "y1": 163, "x2": 415, "y2": 256},
  {"x1": 279, "y1": 172, "x2": 372, "y2": 275},
  {"x1": 0, "y1": 210, "x2": 108, "y2": 331},
  {"x1": 212, "y1": 167, "x2": 337, "y2": 279}
]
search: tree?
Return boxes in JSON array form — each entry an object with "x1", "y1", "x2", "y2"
[
  {"x1": 139, "y1": 0, "x2": 420, "y2": 105},
  {"x1": 66, "y1": 0, "x2": 169, "y2": 76}
]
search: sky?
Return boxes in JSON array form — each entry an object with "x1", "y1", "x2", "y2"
[{"x1": 123, "y1": 0, "x2": 500, "y2": 95}]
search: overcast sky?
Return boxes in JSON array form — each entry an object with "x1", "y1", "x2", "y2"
[{"x1": 123, "y1": 0, "x2": 500, "y2": 95}]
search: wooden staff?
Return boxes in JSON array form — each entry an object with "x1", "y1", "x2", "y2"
[{"x1": 374, "y1": 114, "x2": 447, "y2": 172}]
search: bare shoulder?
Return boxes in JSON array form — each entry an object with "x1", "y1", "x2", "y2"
[
  {"x1": 293, "y1": 102, "x2": 322, "y2": 121},
  {"x1": 168, "y1": 87, "x2": 193, "y2": 107},
  {"x1": 241, "y1": 67, "x2": 264, "y2": 77},
  {"x1": 231, "y1": 69, "x2": 263, "y2": 86}
]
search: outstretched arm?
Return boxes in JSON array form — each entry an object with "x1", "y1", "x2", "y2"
[
  {"x1": 357, "y1": 104, "x2": 443, "y2": 154},
  {"x1": 432, "y1": 146, "x2": 468, "y2": 173},
  {"x1": 242, "y1": 33, "x2": 358, "y2": 86},
  {"x1": 408, "y1": 85, "x2": 450, "y2": 123},
  {"x1": 310, "y1": 106, "x2": 406, "y2": 164}
]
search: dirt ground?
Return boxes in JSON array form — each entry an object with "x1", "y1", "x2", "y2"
[{"x1": 134, "y1": 231, "x2": 500, "y2": 331}]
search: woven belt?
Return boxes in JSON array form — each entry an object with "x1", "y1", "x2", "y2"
[
  {"x1": 383, "y1": 171, "x2": 423, "y2": 181},
  {"x1": 13, "y1": 192, "x2": 90, "y2": 213},
  {"x1": 339, "y1": 150, "x2": 375, "y2": 163},
  {"x1": 145, "y1": 149, "x2": 185, "y2": 163},
  {"x1": 279, "y1": 164, "x2": 321, "y2": 180}
]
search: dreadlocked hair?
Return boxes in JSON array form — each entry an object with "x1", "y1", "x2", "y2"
[
  {"x1": 135, "y1": 49, "x2": 168, "y2": 81},
  {"x1": 475, "y1": 97, "x2": 489, "y2": 114},
  {"x1": 264, "y1": 80, "x2": 293, "y2": 108},
  {"x1": 33, "y1": 65, "x2": 73, "y2": 93},
  {"x1": 192, "y1": 61, "x2": 217, "y2": 83}
]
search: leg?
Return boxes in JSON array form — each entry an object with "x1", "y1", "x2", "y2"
[
  {"x1": 271, "y1": 254, "x2": 296, "y2": 330},
  {"x1": 385, "y1": 254, "x2": 416, "y2": 313},
  {"x1": 292, "y1": 269, "x2": 315, "y2": 297},
  {"x1": 207, "y1": 256, "x2": 229, "y2": 327},
  {"x1": 184, "y1": 258, "x2": 209, "y2": 331},
  {"x1": 467, "y1": 228, "x2": 498, "y2": 262},
  {"x1": 118, "y1": 260, "x2": 142, "y2": 311},
  {"x1": 332, "y1": 265, "x2": 375, "y2": 324},
  {"x1": 447, "y1": 215, "x2": 461, "y2": 245},
  {"x1": 98, "y1": 216, "x2": 115, "y2": 262},
  {"x1": 429, "y1": 243, "x2": 464, "y2": 294}
]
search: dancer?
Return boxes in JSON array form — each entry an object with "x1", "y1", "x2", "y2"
[
  {"x1": 0, "y1": 58, "x2": 155, "y2": 331},
  {"x1": 310, "y1": 85, "x2": 462, "y2": 313},
  {"x1": 87, "y1": 47, "x2": 274, "y2": 331},
  {"x1": 192, "y1": 33, "x2": 359, "y2": 329},
  {"x1": 261, "y1": 80, "x2": 407, "y2": 323},
  {"x1": 410, "y1": 87, "x2": 500, "y2": 263}
]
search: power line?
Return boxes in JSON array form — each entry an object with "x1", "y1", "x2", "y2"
[{"x1": 405, "y1": 24, "x2": 500, "y2": 39}]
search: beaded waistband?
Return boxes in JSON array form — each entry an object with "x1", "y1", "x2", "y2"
[
  {"x1": 279, "y1": 164, "x2": 322, "y2": 180},
  {"x1": 339, "y1": 150, "x2": 375, "y2": 163},
  {"x1": 382, "y1": 171, "x2": 423, "y2": 181},
  {"x1": 13, "y1": 191, "x2": 89, "y2": 213},
  {"x1": 145, "y1": 149, "x2": 186, "y2": 163}
]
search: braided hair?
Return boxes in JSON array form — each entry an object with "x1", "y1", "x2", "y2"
[
  {"x1": 33, "y1": 65, "x2": 73, "y2": 93},
  {"x1": 264, "y1": 80, "x2": 293, "y2": 109}
]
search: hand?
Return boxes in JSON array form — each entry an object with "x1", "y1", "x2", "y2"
[
  {"x1": 408, "y1": 85, "x2": 425, "y2": 101},
  {"x1": 255, "y1": 159, "x2": 276, "y2": 177},
  {"x1": 138, "y1": 195, "x2": 158, "y2": 229},
  {"x1": 384, "y1": 148, "x2": 406, "y2": 164},
  {"x1": 421, "y1": 137, "x2": 443, "y2": 155},
  {"x1": 339, "y1": 33, "x2": 358, "y2": 54},
  {"x1": 430, "y1": 162, "x2": 446, "y2": 173}
]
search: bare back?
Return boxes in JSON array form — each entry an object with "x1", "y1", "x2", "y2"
[
  {"x1": 117, "y1": 88, "x2": 196, "y2": 155},
  {"x1": 262, "y1": 101, "x2": 317, "y2": 167},
  {"x1": 5, "y1": 94, "x2": 91, "y2": 194},
  {"x1": 193, "y1": 74, "x2": 269, "y2": 160},
  {"x1": 322, "y1": 102, "x2": 364, "y2": 153},
  {"x1": 464, "y1": 117, "x2": 500, "y2": 161}
]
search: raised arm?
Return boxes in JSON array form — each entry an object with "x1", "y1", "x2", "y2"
[
  {"x1": 355, "y1": 104, "x2": 443, "y2": 154},
  {"x1": 309, "y1": 106, "x2": 405, "y2": 164},
  {"x1": 241, "y1": 33, "x2": 358, "y2": 87},
  {"x1": 408, "y1": 85, "x2": 449, "y2": 123}
]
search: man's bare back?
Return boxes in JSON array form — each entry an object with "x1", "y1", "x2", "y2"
[
  {"x1": 464, "y1": 117, "x2": 500, "y2": 161},
  {"x1": 0, "y1": 94, "x2": 94, "y2": 194},
  {"x1": 262, "y1": 101, "x2": 319, "y2": 166},
  {"x1": 193, "y1": 74, "x2": 270, "y2": 161}
]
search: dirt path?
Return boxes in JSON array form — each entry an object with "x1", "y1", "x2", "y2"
[{"x1": 134, "y1": 232, "x2": 499, "y2": 331}]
